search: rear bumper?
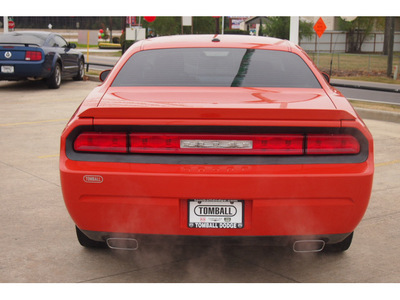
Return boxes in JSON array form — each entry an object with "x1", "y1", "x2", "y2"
[
  {"x1": 60, "y1": 159, "x2": 373, "y2": 238},
  {"x1": 0, "y1": 61, "x2": 50, "y2": 80},
  {"x1": 80, "y1": 228, "x2": 353, "y2": 246}
]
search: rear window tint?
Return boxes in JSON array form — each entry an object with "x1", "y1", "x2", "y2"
[
  {"x1": 112, "y1": 48, "x2": 321, "y2": 88},
  {"x1": 0, "y1": 32, "x2": 47, "y2": 46}
]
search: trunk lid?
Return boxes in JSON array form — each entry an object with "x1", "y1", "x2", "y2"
[{"x1": 78, "y1": 87, "x2": 356, "y2": 121}]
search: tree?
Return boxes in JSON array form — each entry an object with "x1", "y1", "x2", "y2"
[
  {"x1": 338, "y1": 17, "x2": 384, "y2": 53},
  {"x1": 384, "y1": 17, "x2": 395, "y2": 77},
  {"x1": 143, "y1": 17, "x2": 216, "y2": 36},
  {"x1": 192, "y1": 17, "x2": 215, "y2": 34},
  {"x1": 264, "y1": 17, "x2": 313, "y2": 40},
  {"x1": 143, "y1": 17, "x2": 181, "y2": 36}
]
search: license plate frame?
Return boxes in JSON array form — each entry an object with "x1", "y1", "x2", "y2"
[
  {"x1": 1, "y1": 65, "x2": 14, "y2": 73},
  {"x1": 188, "y1": 199, "x2": 244, "y2": 229}
]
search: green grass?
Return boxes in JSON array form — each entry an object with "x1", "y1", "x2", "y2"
[
  {"x1": 308, "y1": 52, "x2": 400, "y2": 84},
  {"x1": 70, "y1": 42, "x2": 98, "y2": 48},
  {"x1": 333, "y1": 75, "x2": 400, "y2": 84},
  {"x1": 350, "y1": 100, "x2": 400, "y2": 112}
]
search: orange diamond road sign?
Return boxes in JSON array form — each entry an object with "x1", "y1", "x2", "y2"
[{"x1": 314, "y1": 17, "x2": 327, "y2": 38}]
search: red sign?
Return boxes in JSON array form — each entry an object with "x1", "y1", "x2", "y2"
[
  {"x1": 127, "y1": 16, "x2": 138, "y2": 26},
  {"x1": 8, "y1": 20, "x2": 15, "y2": 29},
  {"x1": 144, "y1": 16, "x2": 156, "y2": 23},
  {"x1": 313, "y1": 17, "x2": 326, "y2": 38}
]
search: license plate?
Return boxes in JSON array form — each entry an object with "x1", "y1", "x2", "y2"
[
  {"x1": 1, "y1": 66, "x2": 14, "y2": 73},
  {"x1": 188, "y1": 200, "x2": 244, "y2": 229}
]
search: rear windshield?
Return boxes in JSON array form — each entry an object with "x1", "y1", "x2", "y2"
[
  {"x1": 112, "y1": 48, "x2": 321, "y2": 88},
  {"x1": 0, "y1": 32, "x2": 47, "y2": 46}
]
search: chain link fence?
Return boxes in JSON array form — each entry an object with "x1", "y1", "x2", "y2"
[{"x1": 307, "y1": 52, "x2": 400, "y2": 78}]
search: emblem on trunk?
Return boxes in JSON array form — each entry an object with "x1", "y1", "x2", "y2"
[
  {"x1": 4, "y1": 51, "x2": 12, "y2": 59},
  {"x1": 83, "y1": 175, "x2": 103, "y2": 183}
]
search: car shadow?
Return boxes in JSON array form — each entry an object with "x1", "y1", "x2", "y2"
[
  {"x1": 78, "y1": 240, "x2": 346, "y2": 283},
  {"x1": 0, "y1": 79, "x2": 82, "y2": 91}
]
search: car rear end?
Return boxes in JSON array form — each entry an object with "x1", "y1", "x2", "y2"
[
  {"x1": 0, "y1": 45, "x2": 48, "y2": 80},
  {"x1": 60, "y1": 35, "x2": 374, "y2": 252},
  {"x1": 0, "y1": 32, "x2": 49, "y2": 81}
]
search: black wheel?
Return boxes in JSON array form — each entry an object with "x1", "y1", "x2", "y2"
[
  {"x1": 324, "y1": 232, "x2": 353, "y2": 252},
  {"x1": 73, "y1": 59, "x2": 84, "y2": 81},
  {"x1": 75, "y1": 226, "x2": 107, "y2": 248},
  {"x1": 46, "y1": 62, "x2": 62, "y2": 89}
]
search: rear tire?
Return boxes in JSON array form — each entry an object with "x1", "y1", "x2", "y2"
[
  {"x1": 73, "y1": 59, "x2": 84, "y2": 81},
  {"x1": 324, "y1": 232, "x2": 353, "y2": 252},
  {"x1": 46, "y1": 62, "x2": 62, "y2": 89},
  {"x1": 76, "y1": 226, "x2": 107, "y2": 248}
]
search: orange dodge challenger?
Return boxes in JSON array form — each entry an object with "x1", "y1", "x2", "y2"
[{"x1": 60, "y1": 35, "x2": 374, "y2": 252}]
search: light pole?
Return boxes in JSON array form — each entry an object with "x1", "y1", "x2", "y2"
[
  {"x1": 3, "y1": 16, "x2": 8, "y2": 33},
  {"x1": 289, "y1": 16, "x2": 299, "y2": 45}
]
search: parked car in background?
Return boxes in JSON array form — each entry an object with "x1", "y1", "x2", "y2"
[
  {"x1": 60, "y1": 35, "x2": 374, "y2": 253},
  {"x1": 0, "y1": 31, "x2": 84, "y2": 88}
]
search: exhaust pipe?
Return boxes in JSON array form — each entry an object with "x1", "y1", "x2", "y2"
[
  {"x1": 106, "y1": 238, "x2": 139, "y2": 251},
  {"x1": 293, "y1": 240, "x2": 325, "y2": 253}
]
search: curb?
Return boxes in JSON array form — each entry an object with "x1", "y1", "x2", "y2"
[
  {"x1": 332, "y1": 83, "x2": 400, "y2": 94},
  {"x1": 85, "y1": 75, "x2": 400, "y2": 124},
  {"x1": 354, "y1": 107, "x2": 400, "y2": 124}
]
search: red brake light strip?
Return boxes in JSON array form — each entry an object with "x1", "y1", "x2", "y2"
[
  {"x1": 74, "y1": 132, "x2": 128, "y2": 153},
  {"x1": 306, "y1": 134, "x2": 360, "y2": 155},
  {"x1": 73, "y1": 132, "x2": 360, "y2": 155},
  {"x1": 130, "y1": 133, "x2": 304, "y2": 155}
]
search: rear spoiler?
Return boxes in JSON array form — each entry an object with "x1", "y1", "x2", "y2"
[
  {"x1": 0, "y1": 42, "x2": 41, "y2": 47},
  {"x1": 79, "y1": 107, "x2": 356, "y2": 121}
]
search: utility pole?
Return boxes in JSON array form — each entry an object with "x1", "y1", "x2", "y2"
[
  {"x1": 386, "y1": 17, "x2": 395, "y2": 77},
  {"x1": 109, "y1": 17, "x2": 112, "y2": 43},
  {"x1": 3, "y1": 16, "x2": 8, "y2": 33},
  {"x1": 289, "y1": 16, "x2": 299, "y2": 45}
]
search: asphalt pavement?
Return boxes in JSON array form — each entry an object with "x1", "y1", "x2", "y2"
[
  {"x1": 0, "y1": 78, "x2": 399, "y2": 288},
  {"x1": 331, "y1": 79, "x2": 400, "y2": 106}
]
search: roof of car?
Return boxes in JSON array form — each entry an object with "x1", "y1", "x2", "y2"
[
  {"x1": 0, "y1": 31, "x2": 54, "y2": 46},
  {"x1": 138, "y1": 34, "x2": 294, "y2": 52},
  {"x1": 3, "y1": 31, "x2": 52, "y2": 37}
]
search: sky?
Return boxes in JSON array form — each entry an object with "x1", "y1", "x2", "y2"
[{"x1": 2, "y1": 0, "x2": 398, "y2": 17}]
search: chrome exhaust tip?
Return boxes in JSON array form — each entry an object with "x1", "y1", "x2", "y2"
[
  {"x1": 293, "y1": 240, "x2": 325, "y2": 253},
  {"x1": 106, "y1": 238, "x2": 139, "y2": 251}
]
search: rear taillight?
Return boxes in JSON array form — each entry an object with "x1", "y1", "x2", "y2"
[
  {"x1": 73, "y1": 132, "x2": 360, "y2": 156},
  {"x1": 306, "y1": 134, "x2": 360, "y2": 155},
  {"x1": 25, "y1": 51, "x2": 42, "y2": 61},
  {"x1": 74, "y1": 132, "x2": 127, "y2": 153},
  {"x1": 130, "y1": 133, "x2": 304, "y2": 155}
]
